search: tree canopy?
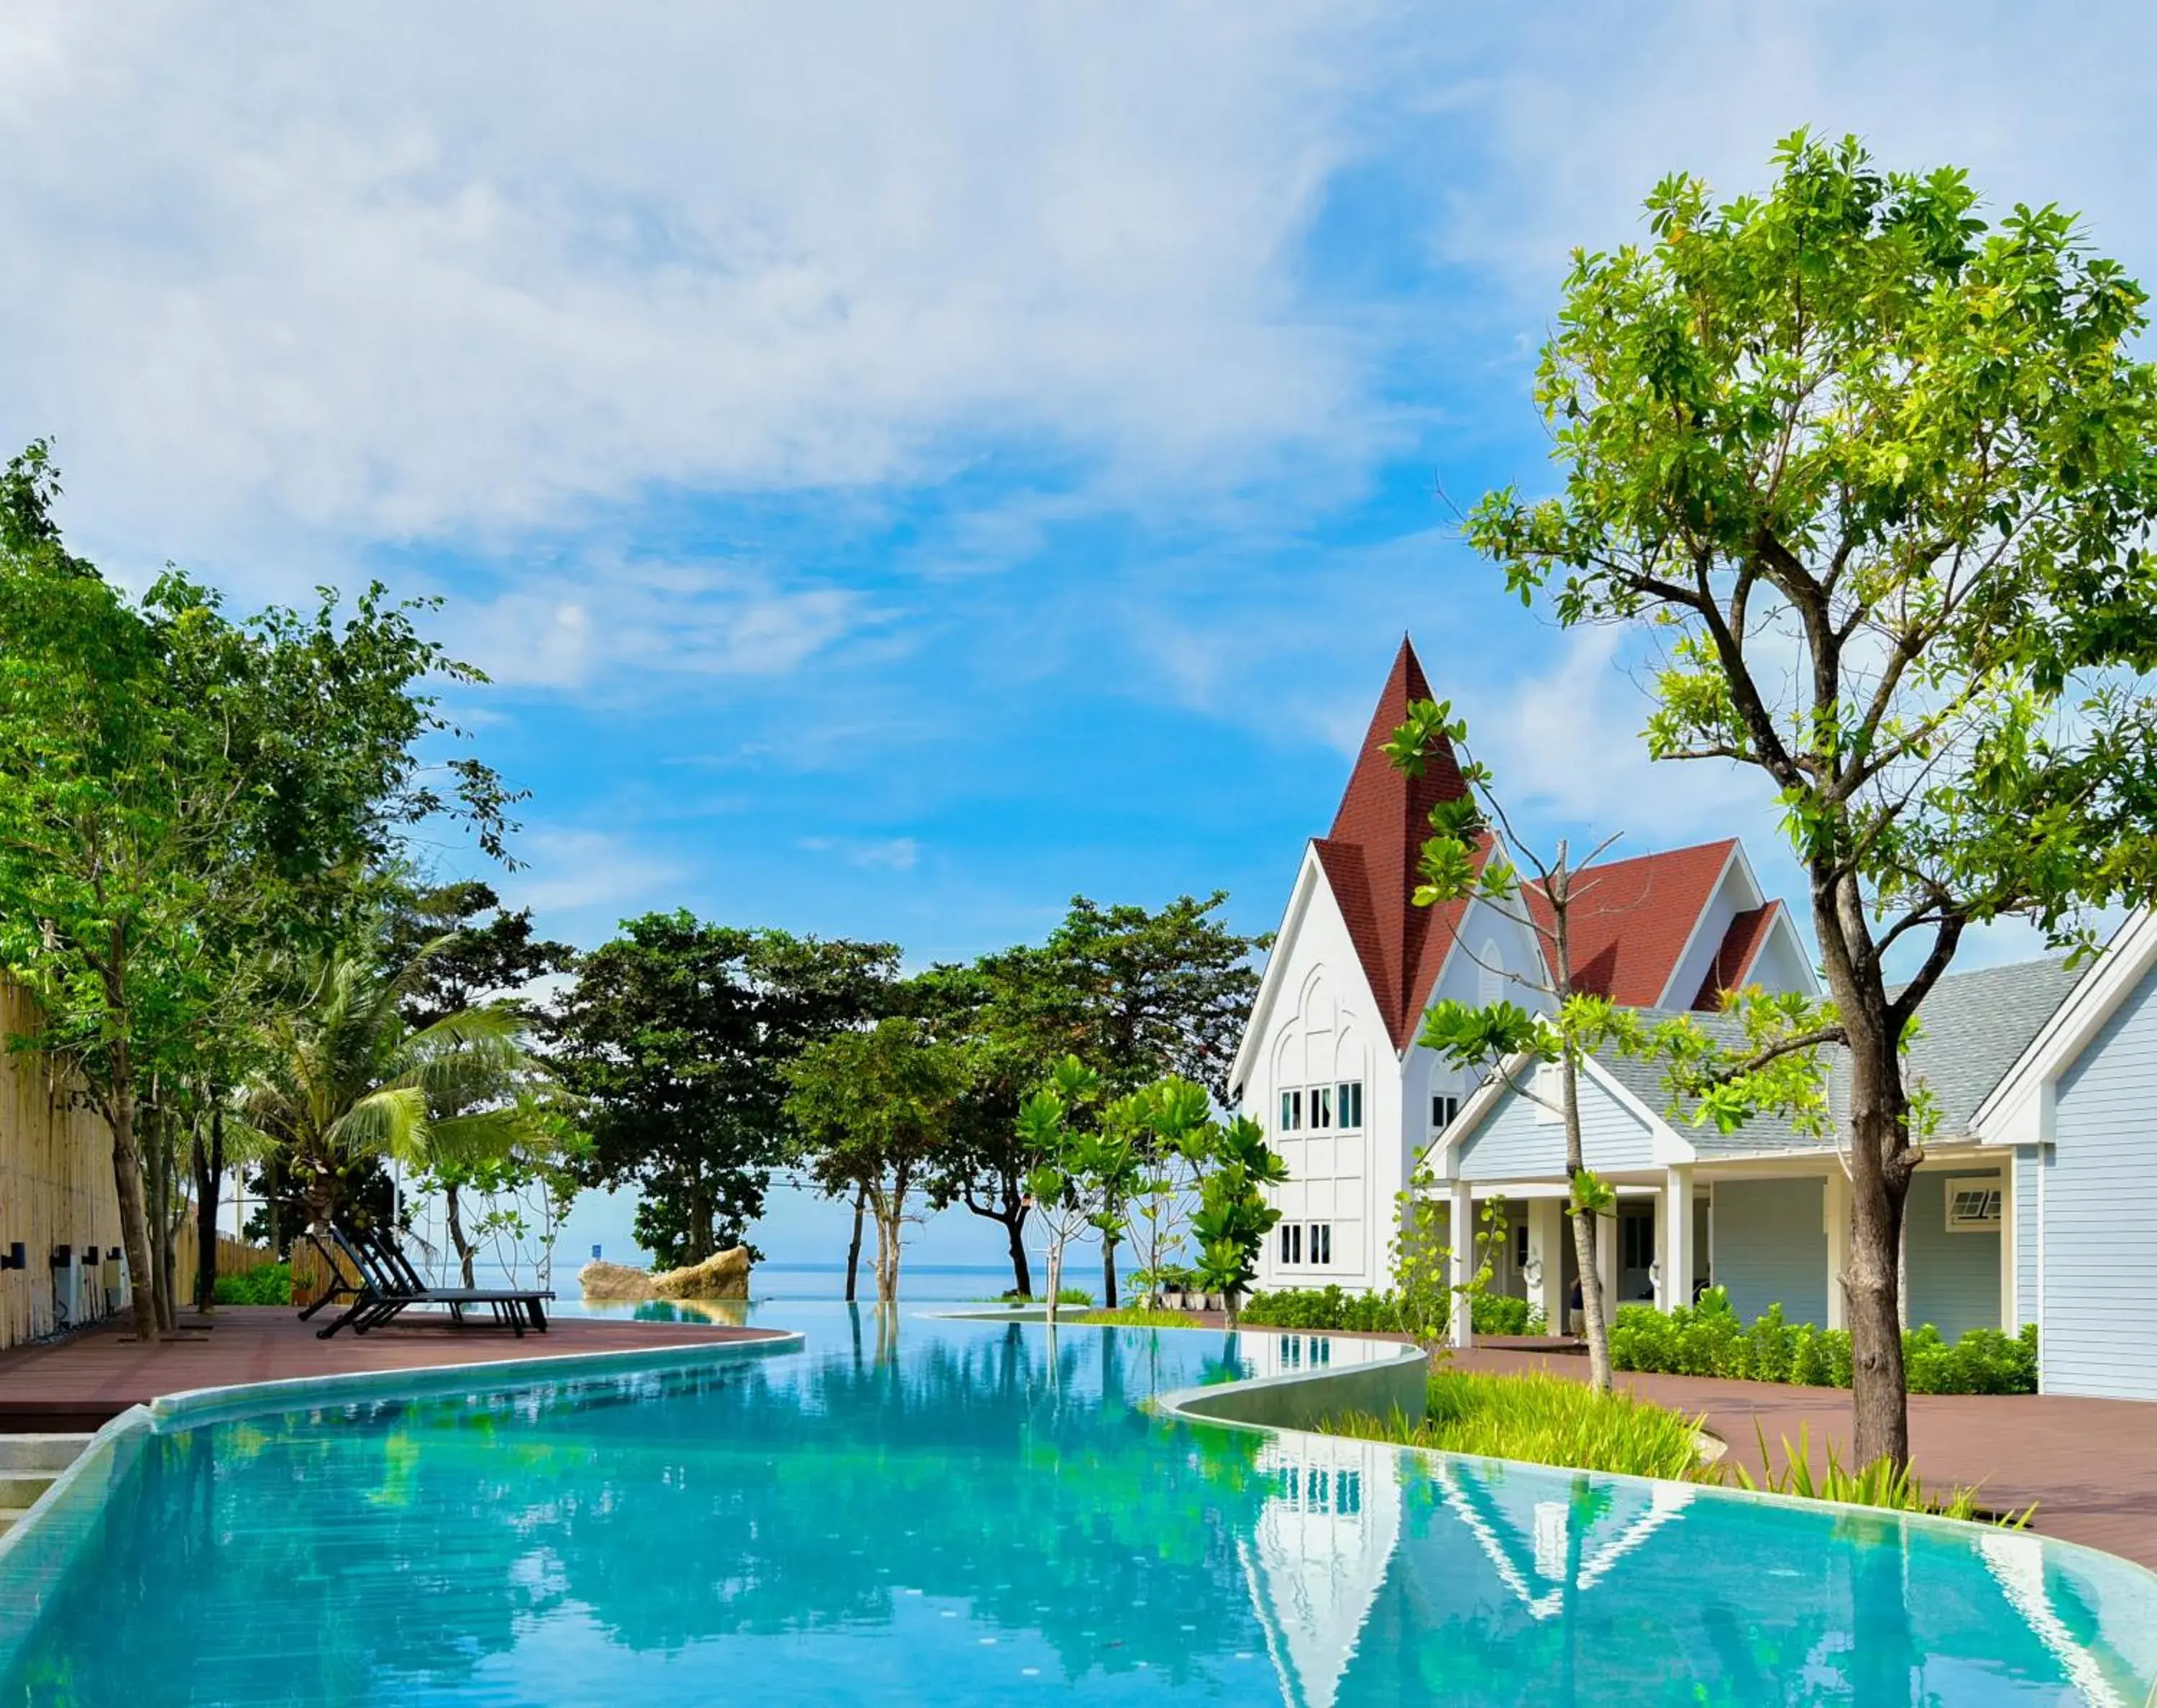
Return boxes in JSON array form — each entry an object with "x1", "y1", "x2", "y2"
[{"x1": 1465, "y1": 132, "x2": 2157, "y2": 1464}]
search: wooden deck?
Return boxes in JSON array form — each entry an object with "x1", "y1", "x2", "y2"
[{"x1": 0, "y1": 1305, "x2": 787, "y2": 1431}]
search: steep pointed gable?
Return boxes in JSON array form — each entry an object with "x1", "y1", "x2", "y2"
[
  {"x1": 1311, "y1": 637, "x2": 1473, "y2": 1051},
  {"x1": 1693, "y1": 901, "x2": 1783, "y2": 1009}
]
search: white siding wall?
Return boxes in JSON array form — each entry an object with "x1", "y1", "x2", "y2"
[
  {"x1": 1903, "y1": 1170, "x2": 2001, "y2": 1341},
  {"x1": 1247, "y1": 870, "x2": 1396, "y2": 1295},
  {"x1": 2043, "y1": 964, "x2": 2157, "y2": 1399},
  {"x1": 1712, "y1": 1177, "x2": 1828, "y2": 1326},
  {"x1": 1455, "y1": 1070, "x2": 1657, "y2": 1180}
]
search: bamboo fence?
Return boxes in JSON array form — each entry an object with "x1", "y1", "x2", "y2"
[{"x1": 0, "y1": 983, "x2": 121, "y2": 1349}]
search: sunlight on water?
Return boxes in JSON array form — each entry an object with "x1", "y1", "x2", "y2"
[{"x1": 2, "y1": 1302, "x2": 2153, "y2": 1706}]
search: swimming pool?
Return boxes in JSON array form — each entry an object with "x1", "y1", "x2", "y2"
[{"x1": 3, "y1": 1303, "x2": 2153, "y2": 1704}]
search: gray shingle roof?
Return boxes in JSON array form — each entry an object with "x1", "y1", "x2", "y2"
[
  {"x1": 1582, "y1": 954, "x2": 2087, "y2": 1156},
  {"x1": 1895, "y1": 956, "x2": 2087, "y2": 1137}
]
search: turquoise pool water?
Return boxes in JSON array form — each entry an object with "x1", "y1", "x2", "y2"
[{"x1": 4, "y1": 1303, "x2": 2154, "y2": 1705}]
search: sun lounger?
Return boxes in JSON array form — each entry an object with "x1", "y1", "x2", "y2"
[{"x1": 301, "y1": 1223, "x2": 552, "y2": 1340}]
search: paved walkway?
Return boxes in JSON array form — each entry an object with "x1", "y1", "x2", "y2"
[
  {"x1": 1451, "y1": 1343, "x2": 2157, "y2": 1570},
  {"x1": 0, "y1": 1305, "x2": 785, "y2": 1430}
]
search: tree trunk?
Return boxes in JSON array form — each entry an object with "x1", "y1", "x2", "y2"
[
  {"x1": 1549, "y1": 879, "x2": 1612, "y2": 1393},
  {"x1": 687, "y1": 1184, "x2": 713, "y2": 1265},
  {"x1": 1101, "y1": 1229, "x2": 1118, "y2": 1309},
  {"x1": 843, "y1": 1184, "x2": 866, "y2": 1303},
  {"x1": 1815, "y1": 873, "x2": 1917, "y2": 1471},
  {"x1": 191, "y1": 1117, "x2": 221, "y2": 1312},
  {"x1": 1044, "y1": 1234, "x2": 1064, "y2": 1328},
  {"x1": 1003, "y1": 1212, "x2": 1032, "y2": 1299},
  {"x1": 147, "y1": 1106, "x2": 177, "y2": 1333},
  {"x1": 444, "y1": 1184, "x2": 477, "y2": 1287},
  {"x1": 107, "y1": 1073, "x2": 160, "y2": 1345}
]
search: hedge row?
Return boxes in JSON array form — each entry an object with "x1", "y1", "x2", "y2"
[
  {"x1": 1610, "y1": 1292, "x2": 2038, "y2": 1395},
  {"x1": 1239, "y1": 1285, "x2": 1544, "y2": 1338}
]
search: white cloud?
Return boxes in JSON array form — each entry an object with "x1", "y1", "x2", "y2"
[
  {"x1": 0, "y1": 1, "x2": 1396, "y2": 583},
  {"x1": 446, "y1": 559, "x2": 869, "y2": 690},
  {"x1": 799, "y1": 835, "x2": 921, "y2": 873},
  {"x1": 498, "y1": 826, "x2": 687, "y2": 922}
]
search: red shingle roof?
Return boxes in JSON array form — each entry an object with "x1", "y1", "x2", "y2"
[
  {"x1": 1311, "y1": 637, "x2": 1474, "y2": 1051},
  {"x1": 1522, "y1": 840, "x2": 1738, "y2": 1009}
]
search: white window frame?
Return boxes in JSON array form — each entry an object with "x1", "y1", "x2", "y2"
[
  {"x1": 1309, "y1": 1085, "x2": 1333, "y2": 1129},
  {"x1": 1280, "y1": 1089, "x2": 1303, "y2": 1132},
  {"x1": 1336, "y1": 1080, "x2": 1364, "y2": 1131},
  {"x1": 1943, "y1": 1175, "x2": 2004, "y2": 1234},
  {"x1": 1431, "y1": 1093, "x2": 1459, "y2": 1134}
]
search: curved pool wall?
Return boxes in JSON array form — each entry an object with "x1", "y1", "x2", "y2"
[{"x1": 3, "y1": 1303, "x2": 2154, "y2": 1706}]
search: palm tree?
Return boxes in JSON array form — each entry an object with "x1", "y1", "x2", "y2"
[{"x1": 236, "y1": 940, "x2": 551, "y2": 1238}]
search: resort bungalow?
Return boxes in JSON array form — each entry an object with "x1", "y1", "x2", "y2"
[
  {"x1": 1232, "y1": 636, "x2": 1816, "y2": 1298},
  {"x1": 1237, "y1": 638, "x2": 2157, "y2": 1404}
]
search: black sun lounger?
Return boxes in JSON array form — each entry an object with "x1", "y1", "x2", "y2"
[{"x1": 300, "y1": 1222, "x2": 553, "y2": 1340}]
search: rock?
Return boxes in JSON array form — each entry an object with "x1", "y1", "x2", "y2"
[
  {"x1": 577, "y1": 1259, "x2": 659, "y2": 1302},
  {"x1": 651, "y1": 1246, "x2": 751, "y2": 1300}
]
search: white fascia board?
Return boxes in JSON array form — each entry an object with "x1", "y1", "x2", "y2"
[
  {"x1": 1652, "y1": 841, "x2": 1743, "y2": 1009},
  {"x1": 1971, "y1": 908, "x2": 2157, "y2": 1147},
  {"x1": 1580, "y1": 1055, "x2": 1698, "y2": 1165}
]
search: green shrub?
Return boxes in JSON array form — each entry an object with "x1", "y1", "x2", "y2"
[
  {"x1": 213, "y1": 1263, "x2": 292, "y2": 1306},
  {"x1": 1327, "y1": 1369, "x2": 1706, "y2": 1482},
  {"x1": 994, "y1": 1287, "x2": 1094, "y2": 1308},
  {"x1": 1608, "y1": 1295, "x2": 2034, "y2": 1395},
  {"x1": 1240, "y1": 1285, "x2": 1544, "y2": 1338}
]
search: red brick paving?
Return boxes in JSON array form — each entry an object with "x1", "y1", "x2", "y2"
[{"x1": 0, "y1": 1305, "x2": 787, "y2": 1430}]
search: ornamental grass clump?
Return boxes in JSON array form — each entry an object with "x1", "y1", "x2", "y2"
[
  {"x1": 1081, "y1": 1305, "x2": 1201, "y2": 1328},
  {"x1": 1728, "y1": 1423, "x2": 2034, "y2": 1528},
  {"x1": 1324, "y1": 1369, "x2": 1706, "y2": 1483}
]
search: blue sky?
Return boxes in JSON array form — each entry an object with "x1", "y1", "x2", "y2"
[{"x1": 6, "y1": 4, "x2": 2154, "y2": 1267}]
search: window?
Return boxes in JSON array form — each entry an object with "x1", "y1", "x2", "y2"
[
  {"x1": 1432, "y1": 1093, "x2": 1460, "y2": 1132},
  {"x1": 1281, "y1": 1223, "x2": 1303, "y2": 1264},
  {"x1": 1621, "y1": 1214, "x2": 1655, "y2": 1270},
  {"x1": 1279, "y1": 1089, "x2": 1303, "y2": 1132},
  {"x1": 1308, "y1": 1222, "x2": 1331, "y2": 1266},
  {"x1": 1513, "y1": 1223, "x2": 1529, "y2": 1270},
  {"x1": 1336, "y1": 1080, "x2": 1364, "y2": 1131},
  {"x1": 1309, "y1": 1085, "x2": 1333, "y2": 1129},
  {"x1": 1945, "y1": 1176, "x2": 2004, "y2": 1232}
]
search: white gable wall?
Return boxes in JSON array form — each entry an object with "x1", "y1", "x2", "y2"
[{"x1": 1247, "y1": 861, "x2": 1396, "y2": 1294}]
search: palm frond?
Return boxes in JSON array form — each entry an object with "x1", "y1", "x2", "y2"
[{"x1": 324, "y1": 1084, "x2": 431, "y2": 1167}]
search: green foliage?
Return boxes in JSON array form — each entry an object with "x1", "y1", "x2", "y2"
[
  {"x1": 211, "y1": 1262, "x2": 292, "y2": 1306},
  {"x1": 1729, "y1": 1423, "x2": 2034, "y2": 1528},
  {"x1": 992, "y1": 1287, "x2": 1094, "y2": 1308},
  {"x1": 1080, "y1": 1305, "x2": 1200, "y2": 1328},
  {"x1": 1241, "y1": 1285, "x2": 1545, "y2": 1338},
  {"x1": 1189, "y1": 1115, "x2": 1287, "y2": 1316},
  {"x1": 555, "y1": 913, "x2": 895, "y2": 1266},
  {"x1": 1608, "y1": 1294, "x2": 2036, "y2": 1395},
  {"x1": 1327, "y1": 1370, "x2": 1706, "y2": 1483},
  {"x1": 1386, "y1": 1169, "x2": 1455, "y2": 1341}
]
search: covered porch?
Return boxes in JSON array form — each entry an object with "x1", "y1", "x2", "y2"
[{"x1": 1436, "y1": 1149, "x2": 2016, "y2": 1351}]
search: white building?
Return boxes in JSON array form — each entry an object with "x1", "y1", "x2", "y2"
[{"x1": 1229, "y1": 638, "x2": 1815, "y2": 1298}]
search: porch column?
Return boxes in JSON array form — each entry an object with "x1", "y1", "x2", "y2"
[
  {"x1": 1660, "y1": 1165, "x2": 1695, "y2": 1312},
  {"x1": 1448, "y1": 1183, "x2": 1474, "y2": 1349},
  {"x1": 1997, "y1": 1149, "x2": 2015, "y2": 1331},
  {"x1": 1526, "y1": 1196, "x2": 1566, "y2": 1335},
  {"x1": 1823, "y1": 1167, "x2": 1851, "y2": 1331},
  {"x1": 1595, "y1": 1208, "x2": 1618, "y2": 1316}
]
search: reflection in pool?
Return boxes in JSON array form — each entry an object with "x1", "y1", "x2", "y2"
[{"x1": 1, "y1": 1303, "x2": 2152, "y2": 1705}]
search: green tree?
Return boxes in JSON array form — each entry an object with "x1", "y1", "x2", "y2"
[
  {"x1": 1188, "y1": 1115, "x2": 1286, "y2": 1327},
  {"x1": 1465, "y1": 134, "x2": 2157, "y2": 1464},
  {"x1": 388, "y1": 880, "x2": 575, "y2": 1283},
  {"x1": 1013, "y1": 1057, "x2": 1127, "y2": 1327},
  {"x1": 1385, "y1": 699, "x2": 1640, "y2": 1387},
  {"x1": 984, "y1": 895, "x2": 1267, "y2": 1302},
  {"x1": 0, "y1": 445, "x2": 517, "y2": 1339},
  {"x1": 553, "y1": 913, "x2": 894, "y2": 1267},
  {"x1": 235, "y1": 942, "x2": 549, "y2": 1235},
  {"x1": 783, "y1": 1016, "x2": 968, "y2": 1301}
]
